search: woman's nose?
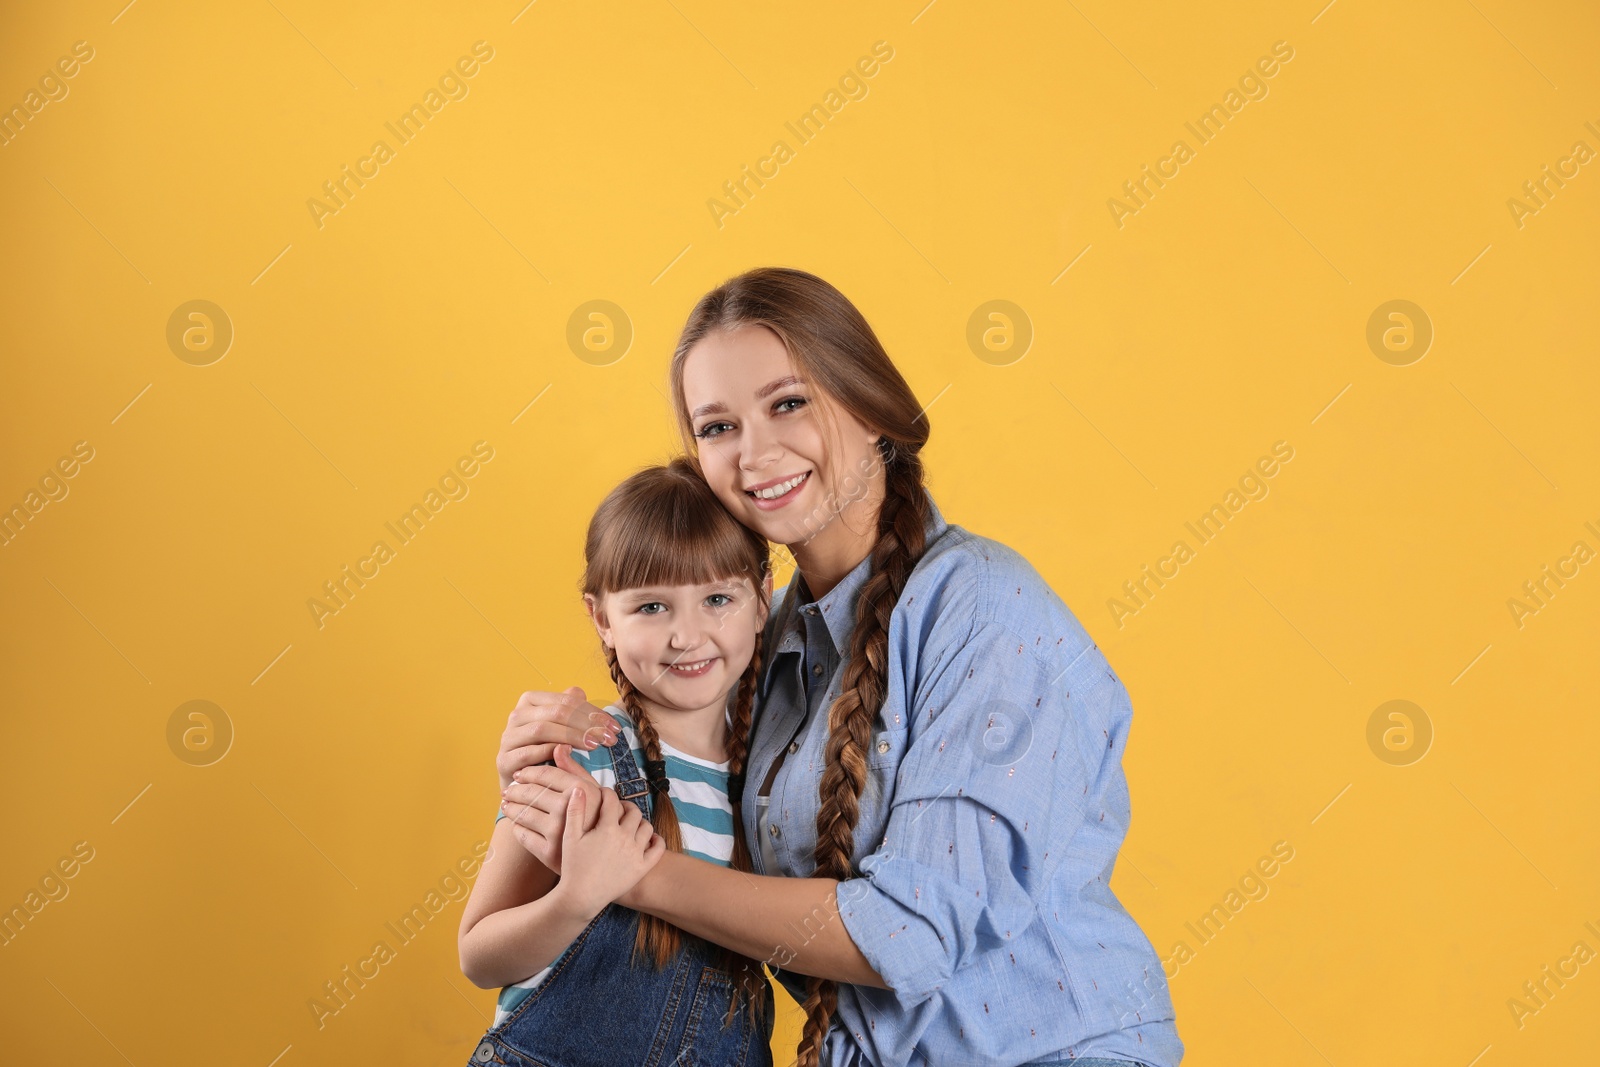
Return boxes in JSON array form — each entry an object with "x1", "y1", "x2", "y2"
[{"x1": 739, "y1": 422, "x2": 781, "y2": 471}]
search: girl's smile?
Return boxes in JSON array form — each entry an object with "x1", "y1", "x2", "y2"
[{"x1": 664, "y1": 655, "x2": 719, "y2": 676}]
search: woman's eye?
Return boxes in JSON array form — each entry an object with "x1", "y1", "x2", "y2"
[
  {"x1": 695, "y1": 421, "x2": 733, "y2": 439},
  {"x1": 775, "y1": 396, "x2": 806, "y2": 414}
]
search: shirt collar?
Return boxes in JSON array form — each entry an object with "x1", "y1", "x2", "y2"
[{"x1": 765, "y1": 494, "x2": 949, "y2": 673}]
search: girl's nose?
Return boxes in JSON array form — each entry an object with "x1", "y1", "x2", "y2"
[{"x1": 670, "y1": 629, "x2": 706, "y2": 651}]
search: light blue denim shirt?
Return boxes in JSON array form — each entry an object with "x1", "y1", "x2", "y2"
[{"x1": 746, "y1": 495, "x2": 1183, "y2": 1067}]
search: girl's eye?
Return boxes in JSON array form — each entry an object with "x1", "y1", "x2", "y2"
[
  {"x1": 694, "y1": 421, "x2": 733, "y2": 439},
  {"x1": 637, "y1": 602, "x2": 666, "y2": 615},
  {"x1": 705, "y1": 593, "x2": 733, "y2": 608}
]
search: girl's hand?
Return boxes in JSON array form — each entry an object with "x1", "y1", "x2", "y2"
[
  {"x1": 502, "y1": 745, "x2": 607, "y2": 874},
  {"x1": 550, "y1": 784, "x2": 664, "y2": 918},
  {"x1": 498, "y1": 686, "x2": 619, "y2": 792}
]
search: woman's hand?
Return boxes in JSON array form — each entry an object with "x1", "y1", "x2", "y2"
[
  {"x1": 548, "y1": 784, "x2": 664, "y2": 918},
  {"x1": 502, "y1": 745, "x2": 608, "y2": 875},
  {"x1": 497, "y1": 686, "x2": 619, "y2": 791}
]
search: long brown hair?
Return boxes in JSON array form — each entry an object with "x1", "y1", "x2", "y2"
[
  {"x1": 580, "y1": 454, "x2": 772, "y2": 1028},
  {"x1": 668, "y1": 268, "x2": 933, "y2": 1066}
]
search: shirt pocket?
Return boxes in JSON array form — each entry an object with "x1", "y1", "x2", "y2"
[{"x1": 867, "y1": 712, "x2": 909, "y2": 773}]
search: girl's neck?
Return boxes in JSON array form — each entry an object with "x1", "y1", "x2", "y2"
[{"x1": 632, "y1": 690, "x2": 731, "y2": 764}]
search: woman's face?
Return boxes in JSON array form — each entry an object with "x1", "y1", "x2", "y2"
[{"x1": 681, "y1": 325, "x2": 883, "y2": 551}]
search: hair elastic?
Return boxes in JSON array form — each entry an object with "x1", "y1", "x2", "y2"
[{"x1": 643, "y1": 758, "x2": 671, "y2": 795}]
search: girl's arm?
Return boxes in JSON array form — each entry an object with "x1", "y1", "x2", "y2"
[
  {"x1": 620, "y1": 850, "x2": 888, "y2": 989},
  {"x1": 458, "y1": 816, "x2": 596, "y2": 989}
]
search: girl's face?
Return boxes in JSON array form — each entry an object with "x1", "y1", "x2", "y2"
[
  {"x1": 585, "y1": 575, "x2": 770, "y2": 714},
  {"x1": 681, "y1": 325, "x2": 883, "y2": 550}
]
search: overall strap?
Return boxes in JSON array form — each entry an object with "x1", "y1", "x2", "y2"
[{"x1": 606, "y1": 731, "x2": 652, "y2": 819}]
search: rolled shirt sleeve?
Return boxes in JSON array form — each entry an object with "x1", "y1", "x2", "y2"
[{"x1": 835, "y1": 615, "x2": 1093, "y2": 1007}]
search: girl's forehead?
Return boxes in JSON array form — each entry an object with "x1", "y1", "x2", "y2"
[{"x1": 613, "y1": 576, "x2": 753, "y2": 598}]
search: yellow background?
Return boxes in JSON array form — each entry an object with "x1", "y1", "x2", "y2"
[{"x1": 2, "y1": 0, "x2": 1596, "y2": 1064}]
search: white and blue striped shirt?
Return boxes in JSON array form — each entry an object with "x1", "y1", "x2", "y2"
[{"x1": 492, "y1": 704, "x2": 735, "y2": 1027}]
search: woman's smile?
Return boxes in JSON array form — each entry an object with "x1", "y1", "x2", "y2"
[{"x1": 744, "y1": 469, "x2": 811, "y2": 510}]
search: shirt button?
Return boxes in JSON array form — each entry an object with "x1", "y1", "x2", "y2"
[
  {"x1": 812, "y1": 663, "x2": 825, "y2": 676},
  {"x1": 769, "y1": 823, "x2": 781, "y2": 840},
  {"x1": 788, "y1": 740, "x2": 799, "y2": 754},
  {"x1": 805, "y1": 606, "x2": 818, "y2": 616},
  {"x1": 876, "y1": 739, "x2": 890, "y2": 754}
]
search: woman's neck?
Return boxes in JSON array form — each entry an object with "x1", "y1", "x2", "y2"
[{"x1": 789, "y1": 493, "x2": 881, "y2": 601}]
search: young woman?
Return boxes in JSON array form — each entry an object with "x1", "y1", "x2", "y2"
[
  {"x1": 459, "y1": 459, "x2": 776, "y2": 1067},
  {"x1": 497, "y1": 268, "x2": 1184, "y2": 1066}
]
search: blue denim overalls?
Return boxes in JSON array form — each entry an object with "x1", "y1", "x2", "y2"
[{"x1": 467, "y1": 736, "x2": 774, "y2": 1067}]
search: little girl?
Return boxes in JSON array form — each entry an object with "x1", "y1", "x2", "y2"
[{"x1": 458, "y1": 456, "x2": 775, "y2": 1067}]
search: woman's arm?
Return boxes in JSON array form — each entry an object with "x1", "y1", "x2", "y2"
[
  {"x1": 500, "y1": 739, "x2": 887, "y2": 988},
  {"x1": 630, "y1": 614, "x2": 1101, "y2": 1011},
  {"x1": 458, "y1": 816, "x2": 596, "y2": 989},
  {"x1": 619, "y1": 850, "x2": 888, "y2": 989},
  {"x1": 814, "y1": 613, "x2": 1097, "y2": 1010}
]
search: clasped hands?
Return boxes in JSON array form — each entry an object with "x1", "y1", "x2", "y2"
[{"x1": 497, "y1": 686, "x2": 665, "y2": 909}]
